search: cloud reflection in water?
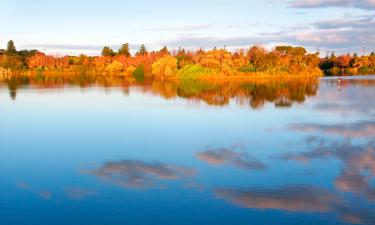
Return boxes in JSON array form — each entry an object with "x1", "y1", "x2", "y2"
[
  {"x1": 87, "y1": 159, "x2": 196, "y2": 189},
  {"x1": 197, "y1": 147, "x2": 266, "y2": 170}
]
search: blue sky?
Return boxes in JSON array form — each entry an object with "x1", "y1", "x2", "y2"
[{"x1": 1, "y1": 0, "x2": 375, "y2": 55}]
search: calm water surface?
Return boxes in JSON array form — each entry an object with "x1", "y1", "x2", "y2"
[{"x1": 1, "y1": 76, "x2": 375, "y2": 225}]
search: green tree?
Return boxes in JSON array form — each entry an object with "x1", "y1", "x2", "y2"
[
  {"x1": 118, "y1": 43, "x2": 131, "y2": 57},
  {"x1": 136, "y1": 44, "x2": 148, "y2": 56},
  {"x1": 6, "y1": 40, "x2": 17, "y2": 55},
  {"x1": 132, "y1": 64, "x2": 145, "y2": 82},
  {"x1": 101, "y1": 46, "x2": 115, "y2": 57}
]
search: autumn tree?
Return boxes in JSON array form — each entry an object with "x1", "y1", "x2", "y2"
[
  {"x1": 336, "y1": 54, "x2": 351, "y2": 68},
  {"x1": 6, "y1": 40, "x2": 17, "y2": 55},
  {"x1": 159, "y1": 46, "x2": 169, "y2": 55},
  {"x1": 101, "y1": 46, "x2": 115, "y2": 57},
  {"x1": 0, "y1": 55, "x2": 23, "y2": 69},
  {"x1": 106, "y1": 61, "x2": 123, "y2": 74},
  {"x1": 136, "y1": 44, "x2": 148, "y2": 56},
  {"x1": 194, "y1": 49, "x2": 235, "y2": 75},
  {"x1": 0, "y1": 40, "x2": 25, "y2": 69},
  {"x1": 118, "y1": 43, "x2": 131, "y2": 57},
  {"x1": 152, "y1": 55, "x2": 177, "y2": 80},
  {"x1": 176, "y1": 47, "x2": 193, "y2": 69},
  {"x1": 247, "y1": 46, "x2": 267, "y2": 71}
]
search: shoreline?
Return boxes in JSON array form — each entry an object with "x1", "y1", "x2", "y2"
[{"x1": 1, "y1": 69, "x2": 374, "y2": 83}]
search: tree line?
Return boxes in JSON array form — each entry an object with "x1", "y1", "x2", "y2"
[{"x1": 1, "y1": 40, "x2": 374, "y2": 79}]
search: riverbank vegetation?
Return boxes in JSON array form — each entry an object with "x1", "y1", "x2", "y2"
[
  {"x1": 320, "y1": 52, "x2": 375, "y2": 76},
  {"x1": 0, "y1": 40, "x2": 374, "y2": 79}
]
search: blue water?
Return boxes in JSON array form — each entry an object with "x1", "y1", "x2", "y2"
[{"x1": 1, "y1": 76, "x2": 375, "y2": 225}]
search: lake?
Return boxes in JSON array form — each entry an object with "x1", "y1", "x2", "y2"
[{"x1": 1, "y1": 75, "x2": 375, "y2": 225}]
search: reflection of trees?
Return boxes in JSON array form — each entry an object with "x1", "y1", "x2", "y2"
[
  {"x1": 153, "y1": 79, "x2": 319, "y2": 109},
  {"x1": 6, "y1": 76, "x2": 29, "y2": 100},
  {"x1": 1, "y1": 75, "x2": 320, "y2": 109}
]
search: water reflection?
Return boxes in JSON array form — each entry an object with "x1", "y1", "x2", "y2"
[
  {"x1": 2, "y1": 76, "x2": 375, "y2": 225},
  {"x1": 311, "y1": 78, "x2": 375, "y2": 118},
  {"x1": 0, "y1": 75, "x2": 319, "y2": 109},
  {"x1": 215, "y1": 186, "x2": 339, "y2": 212},
  {"x1": 86, "y1": 159, "x2": 196, "y2": 189},
  {"x1": 290, "y1": 121, "x2": 375, "y2": 138},
  {"x1": 278, "y1": 138, "x2": 375, "y2": 197},
  {"x1": 15, "y1": 181, "x2": 54, "y2": 200},
  {"x1": 197, "y1": 147, "x2": 266, "y2": 170},
  {"x1": 216, "y1": 185, "x2": 375, "y2": 224},
  {"x1": 65, "y1": 187, "x2": 96, "y2": 200},
  {"x1": 212, "y1": 137, "x2": 375, "y2": 224}
]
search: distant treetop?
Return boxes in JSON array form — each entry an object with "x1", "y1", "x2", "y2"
[
  {"x1": 6, "y1": 40, "x2": 17, "y2": 55},
  {"x1": 101, "y1": 46, "x2": 115, "y2": 57},
  {"x1": 118, "y1": 43, "x2": 131, "y2": 57},
  {"x1": 136, "y1": 44, "x2": 148, "y2": 56}
]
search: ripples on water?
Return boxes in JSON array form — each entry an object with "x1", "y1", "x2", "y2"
[{"x1": 0, "y1": 75, "x2": 375, "y2": 225}]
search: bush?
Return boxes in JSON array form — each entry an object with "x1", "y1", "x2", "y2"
[
  {"x1": 177, "y1": 64, "x2": 212, "y2": 79},
  {"x1": 329, "y1": 67, "x2": 341, "y2": 76},
  {"x1": 239, "y1": 63, "x2": 256, "y2": 72},
  {"x1": 358, "y1": 66, "x2": 369, "y2": 74}
]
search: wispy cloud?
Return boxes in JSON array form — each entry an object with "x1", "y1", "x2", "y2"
[
  {"x1": 289, "y1": 0, "x2": 375, "y2": 10},
  {"x1": 17, "y1": 10, "x2": 375, "y2": 55},
  {"x1": 162, "y1": 36, "x2": 266, "y2": 49},
  {"x1": 313, "y1": 17, "x2": 375, "y2": 29}
]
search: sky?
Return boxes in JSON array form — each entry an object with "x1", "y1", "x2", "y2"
[{"x1": 1, "y1": 0, "x2": 375, "y2": 56}]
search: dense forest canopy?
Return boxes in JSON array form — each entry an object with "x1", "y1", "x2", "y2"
[{"x1": 1, "y1": 40, "x2": 374, "y2": 79}]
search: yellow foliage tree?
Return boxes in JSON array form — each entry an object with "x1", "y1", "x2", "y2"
[
  {"x1": 105, "y1": 61, "x2": 123, "y2": 74},
  {"x1": 193, "y1": 49, "x2": 235, "y2": 76},
  {"x1": 152, "y1": 55, "x2": 178, "y2": 80}
]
